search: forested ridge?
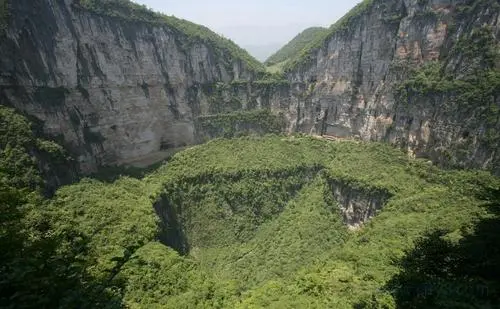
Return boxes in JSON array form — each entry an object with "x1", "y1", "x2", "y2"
[{"x1": 265, "y1": 27, "x2": 328, "y2": 71}]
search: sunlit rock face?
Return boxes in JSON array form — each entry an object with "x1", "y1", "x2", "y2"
[
  {"x1": 0, "y1": 0, "x2": 257, "y2": 172},
  {"x1": 284, "y1": 0, "x2": 500, "y2": 174},
  {"x1": 1, "y1": 0, "x2": 499, "y2": 174}
]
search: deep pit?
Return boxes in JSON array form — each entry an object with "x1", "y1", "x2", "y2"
[{"x1": 153, "y1": 168, "x2": 392, "y2": 255}]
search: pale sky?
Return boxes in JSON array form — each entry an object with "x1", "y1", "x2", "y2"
[{"x1": 133, "y1": 0, "x2": 361, "y2": 60}]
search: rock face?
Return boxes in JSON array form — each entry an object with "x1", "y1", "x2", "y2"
[
  {"x1": 329, "y1": 179, "x2": 391, "y2": 230},
  {"x1": 1, "y1": 0, "x2": 499, "y2": 174},
  {"x1": 284, "y1": 0, "x2": 500, "y2": 174},
  {"x1": 0, "y1": 0, "x2": 260, "y2": 172}
]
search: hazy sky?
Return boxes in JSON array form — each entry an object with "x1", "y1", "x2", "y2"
[{"x1": 133, "y1": 0, "x2": 361, "y2": 48}]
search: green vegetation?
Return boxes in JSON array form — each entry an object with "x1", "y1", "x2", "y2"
[
  {"x1": 0, "y1": 0, "x2": 8, "y2": 33},
  {"x1": 0, "y1": 107, "x2": 120, "y2": 308},
  {"x1": 265, "y1": 27, "x2": 328, "y2": 67},
  {"x1": 253, "y1": 72, "x2": 290, "y2": 86},
  {"x1": 0, "y1": 106, "x2": 71, "y2": 191},
  {"x1": 2, "y1": 0, "x2": 500, "y2": 308},
  {"x1": 201, "y1": 82, "x2": 244, "y2": 114},
  {"x1": 76, "y1": 0, "x2": 264, "y2": 72},
  {"x1": 396, "y1": 26, "x2": 500, "y2": 146},
  {"x1": 201, "y1": 75, "x2": 289, "y2": 115},
  {"x1": 455, "y1": 0, "x2": 500, "y2": 18},
  {"x1": 140, "y1": 137, "x2": 500, "y2": 308},
  {"x1": 2, "y1": 128, "x2": 500, "y2": 307},
  {"x1": 0, "y1": 107, "x2": 43, "y2": 190},
  {"x1": 284, "y1": 0, "x2": 374, "y2": 72},
  {"x1": 266, "y1": 60, "x2": 289, "y2": 74},
  {"x1": 197, "y1": 109, "x2": 286, "y2": 139},
  {"x1": 397, "y1": 62, "x2": 500, "y2": 108}
]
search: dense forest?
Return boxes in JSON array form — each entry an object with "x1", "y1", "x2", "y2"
[{"x1": 1, "y1": 104, "x2": 499, "y2": 307}]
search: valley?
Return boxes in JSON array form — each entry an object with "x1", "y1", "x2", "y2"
[{"x1": 1, "y1": 0, "x2": 500, "y2": 308}]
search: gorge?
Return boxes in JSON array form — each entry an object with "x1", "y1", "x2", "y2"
[
  {"x1": 1, "y1": 0, "x2": 498, "y2": 174},
  {"x1": 1, "y1": 0, "x2": 500, "y2": 308}
]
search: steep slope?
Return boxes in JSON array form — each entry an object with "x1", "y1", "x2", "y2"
[
  {"x1": 1, "y1": 0, "x2": 499, "y2": 176},
  {"x1": 281, "y1": 0, "x2": 500, "y2": 173},
  {"x1": 0, "y1": 0, "x2": 264, "y2": 172},
  {"x1": 265, "y1": 27, "x2": 328, "y2": 68},
  {"x1": 0, "y1": 106, "x2": 77, "y2": 194},
  {"x1": 6, "y1": 135, "x2": 495, "y2": 308}
]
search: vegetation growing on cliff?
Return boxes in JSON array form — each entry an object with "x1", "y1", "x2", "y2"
[
  {"x1": 197, "y1": 109, "x2": 286, "y2": 139},
  {"x1": 265, "y1": 27, "x2": 328, "y2": 67},
  {"x1": 396, "y1": 26, "x2": 500, "y2": 148},
  {"x1": 0, "y1": 107, "x2": 119, "y2": 308},
  {"x1": 75, "y1": 0, "x2": 264, "y2": 72},
  {"x1": 283, "y1": 0, "x2": 374, "y2": 72},
  {"x1": 0, "y1": 106, "x2": 72, "y2": 192}
]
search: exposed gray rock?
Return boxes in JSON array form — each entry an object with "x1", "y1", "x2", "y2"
[
  {"x1": 1, "y1": 0, "x2": 498, "y2": 175},
  {"x1": 329, "y1": 179, "x2": 392, "y2": 230},
  {"x1": 0, "y1": 0, "x2": 258, "y2": 172},
  {"x1": 284, "y1": 0, "x2": 500, "y2": 174}
]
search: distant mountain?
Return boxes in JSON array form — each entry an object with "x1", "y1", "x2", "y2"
[
  {"x1": 243, "y1": 43, "x2": 284, "y2": 62},
  {"x1": 264, "y1": 27, "x2": 328, "y2": 66}
]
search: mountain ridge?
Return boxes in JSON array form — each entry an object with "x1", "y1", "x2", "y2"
[{"x1": 265, "y1": 26, "x2": 328, "y2": 67}]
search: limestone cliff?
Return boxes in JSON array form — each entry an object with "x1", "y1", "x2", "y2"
[
  {"x1": 283, "y1": 0, "x2": 500, "y2": 173},
  {"x1": 1, "y1": 0, "x2": 499, "y2": 175},
  {"x1": 0, "y1": 0, "x2": 263, "y2": 172}
]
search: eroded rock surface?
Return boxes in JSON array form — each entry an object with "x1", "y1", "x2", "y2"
[{"x1": 1, "y1": 0, "x2": 499, "y2": 174}]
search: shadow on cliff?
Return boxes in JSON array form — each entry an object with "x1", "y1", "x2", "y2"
[
  {"x1": 154, "y1": 194, "x2": 190, "y2": 256},
  {"x1": 357, "y1": 187, "x2": 500, "y2": 308},
  {"x1": 90, "y1": 161, "x2": 166, "y2": 183}
]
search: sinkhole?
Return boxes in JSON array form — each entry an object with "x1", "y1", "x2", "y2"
[{"x1": 153, "y1": 168, "x2": 392, "y2": 255}]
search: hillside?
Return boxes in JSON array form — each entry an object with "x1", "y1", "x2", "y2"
[
  {"x1": 1, "y1": 1, "x2": 500, "y2": 308},
  {"x1": 2, "y1": 106, "x2": 499, "y2": 308},
  {"x1": 265, "y1": 27, "x2": 328, "y2": 68}
]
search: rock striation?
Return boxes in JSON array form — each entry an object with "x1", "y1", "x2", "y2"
[
  {"x1": 1, "y1": 0, "x2": 499, "y2": 174},
  {"x1": 283, "y1": 0, "x2": 500, "y2": 173},
  {"x1": 0, "y1": 0, "x2": 262, "y2": 172}
]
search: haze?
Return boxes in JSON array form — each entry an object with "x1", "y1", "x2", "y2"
[{"x1": 133, "y1": 0, "x2": 362, "y2": 61}]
